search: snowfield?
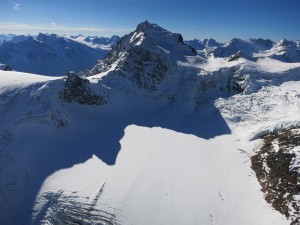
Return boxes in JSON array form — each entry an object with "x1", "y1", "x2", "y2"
[
  {"x1": 0, "y1": 21, "x2": 300, "y2": 225},
  {"x1": 32, "y1": 125, "x2": 288, "y2": 225},
  {"x1": 0, "y1": 70, "x2": 62, "y2": 89}
]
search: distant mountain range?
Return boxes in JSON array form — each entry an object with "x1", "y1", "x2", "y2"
[
  {"x1": 185, "y1": 38, "x2": 300, "y2": 62},
  {"x1": 0, "y1": 32, "x2": 299, "y2": 77},
  {"x1": 0, "y1": 33, "x2": 121, "y2": 76}
]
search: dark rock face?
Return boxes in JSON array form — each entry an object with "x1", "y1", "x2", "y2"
[
  {"x1": 3, "y1": 65, "x2": 12, "y2": 71},
  {"x1": 60, "y1": 72, "x2": 107, "y2": 105},
  {"x1": 0, "y1": 64, "x2": 13, "y2": 71},
  {"x1": 122, "y1": 48, "x2": 168, "y2": 92},
  {"x1": 251, "y1": 38, "x2": 274, "y2": 50},
  {"x1": 251, "y1": 128, "x2": 300, "y2": 225},
  {"x1": 227, "y1": 51, "x2": 244, "y2": 62},
  {"x1": 90, "y1": 21, "x2": 197, "y2": 93}
]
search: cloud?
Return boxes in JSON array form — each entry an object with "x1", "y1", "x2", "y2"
[
  {"x1": 0, "y1": 22, "x2": 132, "y2": 36},
  {"x1": 13, "y1": 3, "x2": 21, "y2": 10}
]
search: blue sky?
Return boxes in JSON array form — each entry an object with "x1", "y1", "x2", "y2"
[{"x1": 0, "y1": 0, "x2": 299, "y2": 41}]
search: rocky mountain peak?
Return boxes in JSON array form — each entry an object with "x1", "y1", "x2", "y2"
[
  {"x1": 89, "y1": 21, "x2": 198, "y2": 94},
  {"x1": 36, "y1": 33, "x2": 51, "y2": 42},
  {"x1": 136, "y1": 20, "x2": 152, "y2": 32},
  {"x1": 133, "y1": 21, "x2": 188, "y2": 47},
  {"x1": 60, "y1": 71, "x2": 107, "y2": 105},
  {"x1": 91, "y1": 21, "x2": 196, "y2": 74},
  {"x1": 201, "y1": 38, "x2": 220, "y2": 48},
  {"x1": 279, "y1": 38, "x2": 290, "y2": 46},
  {"x1": 0, "y1": 63, "x2": 12, "y2": 71}
]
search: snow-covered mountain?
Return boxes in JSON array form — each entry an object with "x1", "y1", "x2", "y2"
[
  {"x1": 0, "y1": 34, "x2": 16, "y2": 45},
  {"x1": 187, "y1": 37, "x2": 300, "y2": 62},
  {"x1": 0, "y1": 33, "x2": 119, "y2": 76},
  {"x1": 185, "y1": 38, "x2": 221, "y2": 51},
  {"x1": 69, "y1": 34, "x2": 121, "y2": 50},
  {"x1": 213, "y1": 38, "x2": 274, "y2": 58},
  {"x1": 254, "y1": 39, "x2": 300, "y2": 62},
  {"x1": 1, "y1": 21, "x2": 300, "y2": 225}
]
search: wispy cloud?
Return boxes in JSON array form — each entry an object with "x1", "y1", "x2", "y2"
[
  {"x1": 13, "y1": 3, "x2": 21, "y2": 11},
  {"x1": 0, "y1": 22, "x2": 132, "y2": 35}
]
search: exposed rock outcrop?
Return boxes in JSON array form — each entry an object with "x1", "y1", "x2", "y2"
[
  {"x1": 60, "y1": 72, "x2": 107, "y2": 105},
  {"x1": 251, "y1": 127, "x2": 300, "y2": 224}
]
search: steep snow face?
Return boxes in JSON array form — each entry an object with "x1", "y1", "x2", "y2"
[
  {"x1": 1, "y1": 22, "x2": 300, "y2": 225},
  {"x1": 0, "y1": 33, "x2": 109, "y2": 76},
  {"x1": 254, "y1": 39, "x2": 300, "y2": 62}
]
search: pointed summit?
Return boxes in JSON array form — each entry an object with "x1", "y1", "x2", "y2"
[
  {"x1": 279, "y1": 38, "x2": 289, "y2": 46},
  {"x1": 133, "y1": 21, "x2": 188, "y2": 47},
  {"x1": 90, "y1": 21, "x2": 197, "y2": 92},
  {"x1": 136, "y1": 20, "x2": 152, "y2": 32},
  {"x1": 92, "y1": 21, "x2": 196, "y2": 73}
]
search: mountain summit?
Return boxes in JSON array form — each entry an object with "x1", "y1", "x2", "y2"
[
  {"x1": 88, "y1": 21, "x2": 300, "y2": 105},
  {"x1": 90, "y1": 21, "x2": 197, "y2": 93},
  {"x1": 91, "y1": 21, "x2": 196, "y2": 72},
  {"x1": 133, "y1": 20, "x2": 196, "y2": 54}
]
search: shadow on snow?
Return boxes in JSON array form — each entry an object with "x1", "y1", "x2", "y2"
[{"x1": 3, "y1": 100, "x2": 231, "y2": 225}]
